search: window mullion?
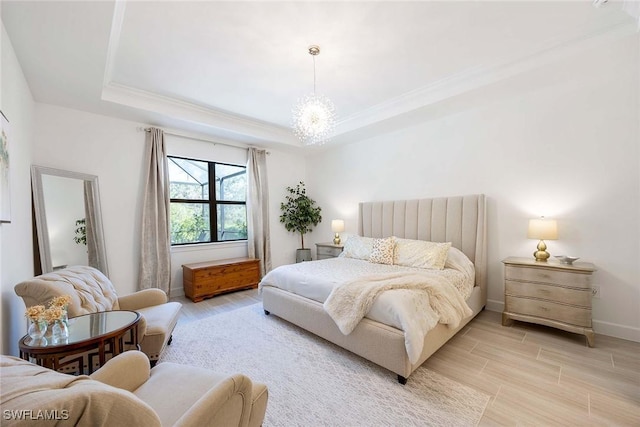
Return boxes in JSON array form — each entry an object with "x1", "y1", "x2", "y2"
[{"x1": 209, "y1": 162, "x2": 218, "y2": 243}]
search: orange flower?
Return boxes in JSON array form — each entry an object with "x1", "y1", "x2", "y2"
[
  {"x1": 49, "y1": 295, "x2": 72, "y2": 308},
  {"x1": 25, "y1": 305, "x2": 46, "y2": 321},
  {"x1": 43, "y1": 306, "x2": 65, "y2": 323}
]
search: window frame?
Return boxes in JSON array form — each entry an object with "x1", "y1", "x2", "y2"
[{"x1": 168, "y1": 155, "x2": 247, "y2": 246}]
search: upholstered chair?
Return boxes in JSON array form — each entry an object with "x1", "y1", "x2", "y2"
[
  {"x1": 1, "y1": 351, "x2": 269, "y2": 427},
  {"x1": 14, "y1": 265, "x2": 181, "y2": 364}
]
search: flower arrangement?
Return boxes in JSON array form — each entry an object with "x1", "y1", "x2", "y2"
[
  {"x1": 25, "y1": 305, "x2": 46, "y2": 322},
  {"x1": 49, "y1": 295, "x2": 71, "y2": 309},
  {"x1": 25, "y1": 295, "x2": 71, "y2": 324},
  {"x1": 43, "y1": 306, "x2": 66, "y2": 323},
  {"x1": 25, "y1": 295, "x2": 72, "y2": 344}
]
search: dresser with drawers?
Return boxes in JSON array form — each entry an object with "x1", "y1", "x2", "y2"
[
  {"x1": 502, "y1": 257, "x2": 596, "y2": 346},
  {"x1": 315, "y1": 242, "x2": 344, "y2": 260}
]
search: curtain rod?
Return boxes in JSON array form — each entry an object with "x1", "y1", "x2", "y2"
[{"x1": 138, "y1": 127, "x2": 270, "y2": 154}]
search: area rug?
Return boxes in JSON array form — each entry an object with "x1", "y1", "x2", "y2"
[{"x1": 159, "y1": 304, "x2": 489, "y2": 426}]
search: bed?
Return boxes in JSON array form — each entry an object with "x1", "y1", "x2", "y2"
[{"x1": 261, "y1": 194, "x2": 486, "y2": 383}]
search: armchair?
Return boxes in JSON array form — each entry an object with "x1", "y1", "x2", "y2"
[
  {"x1": 1, "y1": 351, "x2": 268, "y2": 427},
  {"x1": 14, "y1": 265, "x2": 181, "y2": 364}
]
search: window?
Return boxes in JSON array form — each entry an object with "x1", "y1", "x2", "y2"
[{"x1": 168, "y1": 156, "x2": 247, "y2": 245}]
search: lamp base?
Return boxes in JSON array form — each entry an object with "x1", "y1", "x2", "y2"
[
  {"x1": 533, "y1": 240, "x2": 550, "y2": 262},
  {"x1": 333, "y1": 233, "x2": 341, "y2": 245}
]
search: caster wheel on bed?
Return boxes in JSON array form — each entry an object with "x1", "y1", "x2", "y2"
[
  {"x1": 397, "y1": 375, "x2": 407, "y2": 385},
  {"x1": 264, "y1": 310, "x2": 270, "y2": 315}
]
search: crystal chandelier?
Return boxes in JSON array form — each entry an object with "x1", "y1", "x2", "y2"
[{"x1": 292, "y1": 45, "x2": 336, "y2": 145}]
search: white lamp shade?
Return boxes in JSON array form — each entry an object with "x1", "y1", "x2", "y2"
[
  {"x1": 527, "y1": 218, "x2": 558, "y2": 240},
  {"x1": 331, "y1": 219, "x2": 345, "y2": 233}
]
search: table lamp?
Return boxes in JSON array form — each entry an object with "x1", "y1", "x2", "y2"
[
  {"x1": 527, "y1": 217, "x2": 557, "y2": 262},
  {"x1": 331, "y1": 219, "x2": 345, "y2": 245}
]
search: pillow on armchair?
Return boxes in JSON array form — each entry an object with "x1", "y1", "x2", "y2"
[{"x1": 14, "y1": 266, "x2": 182, "y2": 364}]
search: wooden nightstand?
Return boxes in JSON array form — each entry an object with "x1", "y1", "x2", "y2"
[
  {"x1": 315, "y1": 242, "x2": 344, "y2": 260},
  {"x1": 502, "y1": 257, "x2": 597, "y2": 346}
]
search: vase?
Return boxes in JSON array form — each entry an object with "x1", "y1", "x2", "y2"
[
  {"x1": 27, "y1": 320, "x2": 47, "y2": 342},
  {"x1": 61, "y1": 307, "x2": 69, "y2": 327},
  {"x1": 50, "y1": 320, "x2": 69, "y2": 345}
]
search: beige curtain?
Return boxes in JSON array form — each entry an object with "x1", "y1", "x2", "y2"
[
  {"x1": 247, "y1": 148, "x2": 271, "y2": 276},
  {"x1": 139, "y1": 128, "x2": 171, "y2": 293}
]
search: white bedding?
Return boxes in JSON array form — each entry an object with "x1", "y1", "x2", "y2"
[{"x1": 259, "y1": 257, "x2": 475, "y2": 363}]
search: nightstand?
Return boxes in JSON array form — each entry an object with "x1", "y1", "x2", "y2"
[
  {"x1": 315, "y1": 242, "x2": 344, "y2": 260},
  {"x1": 502, "y1": 257, "x2": 597, "y2": 346}
]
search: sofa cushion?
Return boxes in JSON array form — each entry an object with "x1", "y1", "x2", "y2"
[
  {"x1": 0, "y1": 355, "x2": 160, "y2": 427},
  {"x1": 136, "y1": 302, "x2": 181, "y2": 360},
  {"x1": 134, "y1": 362, "x2": 251, "y2": 427},
  {"x1": 14, "y1": 266, "x2": 119, "y2": 316}
]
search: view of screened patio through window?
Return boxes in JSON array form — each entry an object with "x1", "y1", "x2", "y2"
[{"x1": 168, "y1": 156, "x2": 247, "y2": 245}]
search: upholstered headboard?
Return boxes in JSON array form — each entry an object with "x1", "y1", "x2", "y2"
[{"x1": 358, "y1": 194, "x2": 487, "y2": 298}]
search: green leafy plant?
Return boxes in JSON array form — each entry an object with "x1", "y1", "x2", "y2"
[
  {"x1": 279, "y1": 181, "x2": 322, "y2": 249},
  {"x1": 74, "y1": 218, "x2": 86, "y2": 245}
]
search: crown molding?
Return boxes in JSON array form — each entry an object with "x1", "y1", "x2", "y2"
[
  {"x1": 333, "y1": 20, "x2": 637, "y2": 137},
  {"x1": 102, "y1": 82, "x2": 299, "y2": 145}
]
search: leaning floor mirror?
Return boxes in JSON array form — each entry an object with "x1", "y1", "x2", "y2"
[{"x1": 31, "y1": 165, "x2": 109, "y2": 276}]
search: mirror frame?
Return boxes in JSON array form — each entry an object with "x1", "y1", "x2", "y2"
[{"x1": 31, "y1": 165, "x2": 109, "y2": 276}]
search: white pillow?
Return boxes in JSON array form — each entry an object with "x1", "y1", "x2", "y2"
[
  {"x1": 393, "y1": 238, "x2": 451, "y2": 270},
  {"x1": 369, "y1": 237, "x2": 396, "y2": 265},
  {"x1": 445, "y1": 246, "x2": 475, "y2": 283},
  {"x1": 341, "y1": 235, "x2": 375, "y2": 260}
]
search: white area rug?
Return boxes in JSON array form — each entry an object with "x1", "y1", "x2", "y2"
[{"x1": 159, "y1": 304, "x2": 489, "y2": 426}]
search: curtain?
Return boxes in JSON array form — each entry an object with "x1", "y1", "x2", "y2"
[
  {"x1": 84, "y1": 181, "x2": 98, "y2": 270},
  {"x1": 139, "y1": 128, "x2": 171, "y2": 293},
  {"x1": 247, "y1": 148, "x2": 271, "y2": 277}
]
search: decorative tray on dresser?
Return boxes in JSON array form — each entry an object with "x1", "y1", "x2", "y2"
[{"x1": 502, "y1": 256, "x2": 597, "y2": 346}]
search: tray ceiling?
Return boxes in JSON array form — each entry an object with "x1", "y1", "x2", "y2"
[{"x1": 1, "y1": 1, "x2": 635, "y2": 149}]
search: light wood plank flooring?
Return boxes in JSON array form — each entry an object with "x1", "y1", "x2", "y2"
[{"x1": 172, "y1": 290, "x2": 640, "y2": 426}]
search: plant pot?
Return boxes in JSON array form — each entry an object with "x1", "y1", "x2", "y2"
[{"x1": 296, "y1": 248, "x2": 312, "y2": 263}]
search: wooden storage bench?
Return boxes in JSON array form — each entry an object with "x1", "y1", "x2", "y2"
[{"x1": 182, "y1": 257, "x2": 261, "y2": 302}]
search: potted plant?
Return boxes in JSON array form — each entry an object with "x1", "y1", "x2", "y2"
[{"x1": 280, "y1": 181, "x2": 322, "y2": 262}]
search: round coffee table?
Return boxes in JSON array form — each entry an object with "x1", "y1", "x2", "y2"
[{"x1": 19, "y1": 310, "x2": 141, "y2": 375}]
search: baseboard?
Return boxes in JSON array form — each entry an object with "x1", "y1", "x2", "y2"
[
  {"x1": 485, "y1": 299, "x2": 504, "y2": 313},
  {"x1": 484, "y1": 299, "x2": 639, "y2": 343},
  {"x1": 592, "y1": 319, "x2": 640, "y2": 343}
]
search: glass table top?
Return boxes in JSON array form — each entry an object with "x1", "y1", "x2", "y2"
[{"x1": 22, "y1": 310, "x2": 139, "y2": 348}]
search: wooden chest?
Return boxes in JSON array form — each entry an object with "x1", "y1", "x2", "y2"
[{"x1": 182, "y1": 257, "x2": 261, "y2": 302}]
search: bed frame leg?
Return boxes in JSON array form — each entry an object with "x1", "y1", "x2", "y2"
[
  {"x1": 397, "y1": 375, "x2": 407, "y2": 385},
  {"x1": 264, "y1": 310, "x2": 270, "y2": 315}
]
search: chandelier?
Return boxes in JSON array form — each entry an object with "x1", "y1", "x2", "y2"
[{"x1": 292, "y1": 45, "x2": 336, "y2": 145}]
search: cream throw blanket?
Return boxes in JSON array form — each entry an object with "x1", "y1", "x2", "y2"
[{"x1": 323, "y1": 272, "x2": 473, "y2": 336}]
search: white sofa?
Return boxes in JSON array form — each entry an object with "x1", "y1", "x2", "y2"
[{"x1": 1, "y1": 351, "x2": 268, "y2": 427}]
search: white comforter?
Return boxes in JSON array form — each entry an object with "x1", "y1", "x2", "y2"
[{"x1": 259, "y1": 258, "x2": 474, "y2": 363}]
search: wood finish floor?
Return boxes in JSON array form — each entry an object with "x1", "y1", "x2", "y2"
[{"x1": 171, "y1": 290, "x2": 640, "y2": 426}]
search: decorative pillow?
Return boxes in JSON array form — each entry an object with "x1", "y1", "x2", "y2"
[
  {"x1": 445, "y1": 246, "x2": 475, "y2": 282},
  {"x1": 393, "y1": 238, "x2": 451, "y2": 270},
  {"x1": 341, "y1": 235, "x2": 375, "y2": 260},
  {"x1": 369, "y1": 237, "x2": 396, "y2": 265}
]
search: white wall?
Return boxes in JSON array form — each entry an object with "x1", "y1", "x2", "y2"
[
  {"x1": 32, "y1": 105, "x2": 307, "y2": 299},
  {"x1": 0, "y1": 24, "x2": 37, "y2": 356},
  {"x1": 306, "y1": 34, "x2": 640, "y2": 341}
]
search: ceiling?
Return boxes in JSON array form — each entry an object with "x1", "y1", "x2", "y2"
[{"x1": 1, "y1": 1, "x2": 636, "y2": 150}]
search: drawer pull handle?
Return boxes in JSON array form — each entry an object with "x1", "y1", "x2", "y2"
[{"x1": 540, "y1": 306, "x2": 549, "y2": 312}]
